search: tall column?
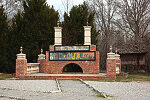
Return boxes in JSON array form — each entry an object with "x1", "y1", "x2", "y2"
[
  {"x1": 16, "y1": 46, "x2": 27, "y2": 76},
  {"x1": 84, "y1": 24, "x2": 91, "y2": 45},
  {"x1": 54, "y1": 22, "x2": 62, "y2": 45}
]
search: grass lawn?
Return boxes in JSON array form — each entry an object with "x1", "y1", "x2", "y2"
[{"x1": 84, "y1": 72, "x2": 150, "y2": 82}]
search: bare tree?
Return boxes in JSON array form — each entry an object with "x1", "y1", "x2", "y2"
[
  {"x1": 118, "y1": 0, "x2": 150, "y2": 51},
  {"x1": 88, "y1": 0, "x2": 123, "y2": 70},
  {"x1": 0, "y1": 0, "x2": 23, "y2": 25},
  {"x1": 61, "y1": 0, "x2": 73, "y2": 14}
]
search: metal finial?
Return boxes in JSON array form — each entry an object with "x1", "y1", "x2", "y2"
[
  {"x1": 57, "y1": 21, "x2": 60, "y2": 27},
  {"x1": 41, "y1": 48, "x2": 43, "y2": 54},
  {"x1": 110, "y1": 45, "x2": 112, "y2": 53},
  {"x1": 115, "y1": 48, "x2": 118, "y2": 54},
  {"x1": 20, "y1": 46, "x2": 23, "y2": 54}
]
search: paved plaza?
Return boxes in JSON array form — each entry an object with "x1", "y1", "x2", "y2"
[
  {"x1": 0, "y1": 80, "x2": 101, "y2": 100},
  {"x1": 0, "y1": 80, "x2": 150, "y2": 100},
  {"x1": 85, "y1": 81, "x2": 150, "y2": 100}
]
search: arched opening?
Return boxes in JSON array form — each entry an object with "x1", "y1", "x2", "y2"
[{"x1": 62, "y1": 63, "x2": 83, "y2": 74}]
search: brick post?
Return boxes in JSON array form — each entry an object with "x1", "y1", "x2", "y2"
[
  {"x1": 16, "y1": 47, "x2": 27, "y2": 76},
  {"x1": 106, "y1": 59, "x2": 116, "y2": 79},
  {"x1": 106, "y1": 46, "x2": 116, "y2": 79},
  {"x1": 38, "y1": 49, "x2": 46, "y2": 73}
]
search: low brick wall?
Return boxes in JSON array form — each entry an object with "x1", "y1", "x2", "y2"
[{"x1": 15, "y1": 75, "x2": 108, "y2": 80}]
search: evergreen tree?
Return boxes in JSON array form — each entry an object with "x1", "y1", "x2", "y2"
[
  {"x1": 62, "y1": 2, "x2": 98, "y2": 45},
  {"x1": 11, "y1": 0, "x2": 59, "y2": 63},
  {"x1": 0, "y1": 6, "x2": 10, "y2": 73}
]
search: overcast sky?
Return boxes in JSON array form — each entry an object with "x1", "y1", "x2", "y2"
[{"x1": 46, "y1": 0, "x2": 85, "y2": 20}]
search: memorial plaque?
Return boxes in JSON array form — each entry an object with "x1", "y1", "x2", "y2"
[
  {"x1": 54, "y1": 46, "x2": 90, "y2": 51},
  {"x1": 49, "y1": 52, "x2": 95, "y2": 61}
]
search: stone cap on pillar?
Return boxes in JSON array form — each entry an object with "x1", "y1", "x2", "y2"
[
  {"x1": 17, "y1": 46, "x2": 26, "y2": 60},
  {"x1": 38, "y1": 48, "x2": 45, "y2": 60},
  {"x1": 83, "y1": 26, "x2": 92, "y2": 31},
  {"x1": 115, "y1": 54, "x2": 120, "y2": 59},
  {"x1": 107, "y1": 46, "x2": 116, "y2": 59}
]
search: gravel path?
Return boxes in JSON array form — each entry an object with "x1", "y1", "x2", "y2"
[{"x1": 84, "y1": 81, "x2": 150, "y2": 100}]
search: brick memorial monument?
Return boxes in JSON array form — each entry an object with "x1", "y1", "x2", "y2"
[
  {"x1": 15, "y1": 23, "x2": 122, "y2": 79},
  {"x1": 41, "y1": 23, "x2": 99, "y2": 74}
]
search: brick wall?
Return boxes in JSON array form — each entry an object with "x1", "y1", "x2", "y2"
[
  {"x1": 38, "y1": 59, "x2": 46, "y2": 73},
  {"x1": 45, "y1": 51, "x2": 99, "y2": 74},
  {"x1": 43, "y1": 45, "x2": 100, "y2": 74},
  {"x1": 16, "y1": 59, "x2": 27, "y2": 76}
]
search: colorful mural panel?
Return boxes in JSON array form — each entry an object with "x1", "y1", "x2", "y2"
[{"x1": 50, "y1": 52, "x2": 95, "y2": 61}]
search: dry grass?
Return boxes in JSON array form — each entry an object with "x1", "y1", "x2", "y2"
[
  {"x1": 0, "y1": 73, "x2": 11, "y2": 80},
  {"x1": 84, "y1": 72, "x2": 150, "y2": 82}
]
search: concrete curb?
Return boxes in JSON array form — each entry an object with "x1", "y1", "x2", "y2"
[
  {"x1": 79, "y1": 79, "x2": 108, "y2": 98},
  {"x1": 53, "y1": 78, "x2": 62, "y2": 93}
]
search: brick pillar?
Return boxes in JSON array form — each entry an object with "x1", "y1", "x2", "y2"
[
  {"x1": 38, "y1": 49, "x2": 46, "y2": 73},
  {"x1": 106, "y1": 59, "x2": 116, "y2": 79},
  {"x1": 16, "y1": 47, "x2": 27, "y2": 76},
  {"x1": 106, "y1": 46, "x2": 116, "y2": 79}
]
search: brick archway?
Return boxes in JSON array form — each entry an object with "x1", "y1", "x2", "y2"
[
  {"x1": 62, "y1": 63, "x2": 83, "y2": 73},
  {"x1": 45, "y1": 60, "x2": 99, "y2": 74}
]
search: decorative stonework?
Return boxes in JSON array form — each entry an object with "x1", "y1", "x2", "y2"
[
  {"x1": 84, "y1": 26, "x2": 91, "y2": 45},
  {"x1": 54, "y1": 27, "x2": 62, "y2": 45},
  {"x1": 107, "y1": 46, "x2": 116, "y2": 59},
  {"x1": 38, "y1": 49, "x2": 46, "y2": 60},
  {"x1": 17, "y1": 46, "x2": 26, "y2": 60}
]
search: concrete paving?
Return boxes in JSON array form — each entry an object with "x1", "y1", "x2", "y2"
[
  {"x1": 0, "y1": 80, "x2": 58, "y2": 92},
  {"x1": 0, "y1": 80, "x2": 103, "y2": 100},
  {"x1": 85, "y1": 81, "x2": 150, "y2": 100}
]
